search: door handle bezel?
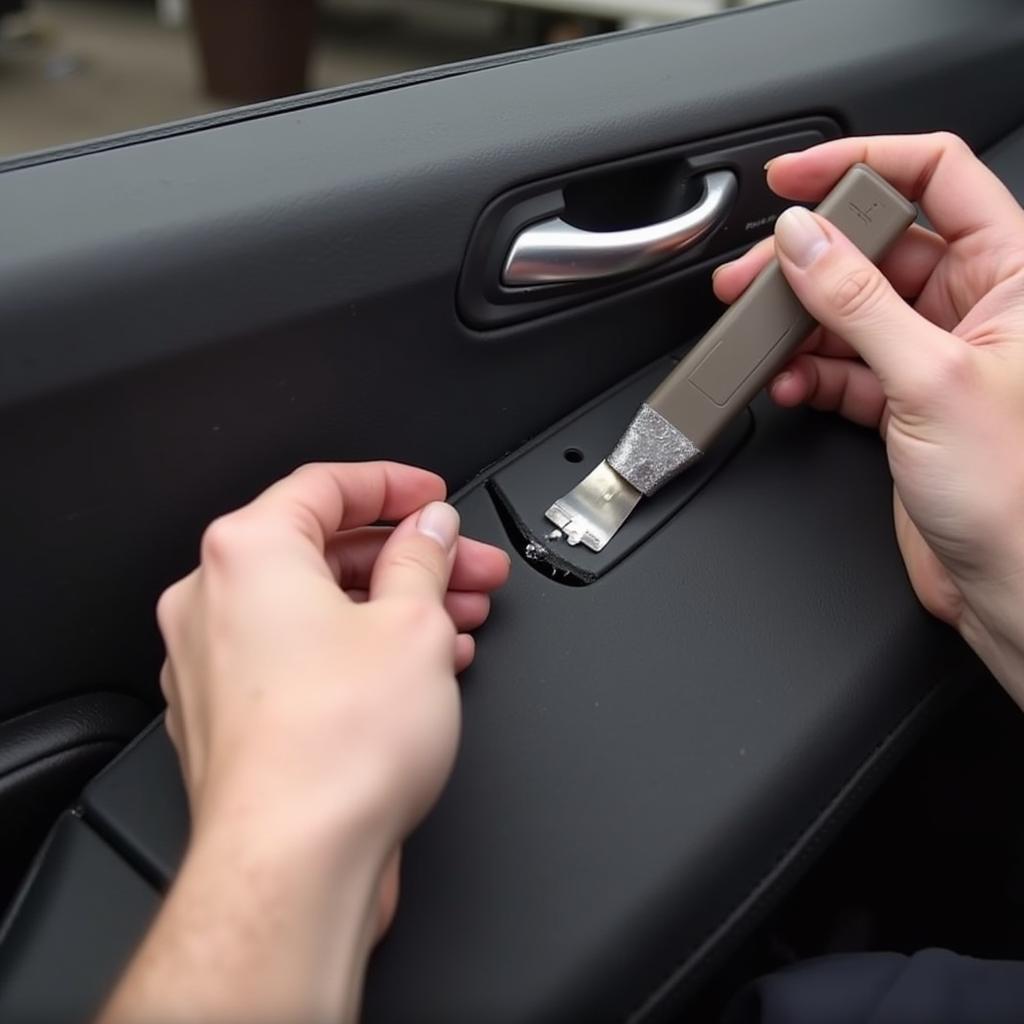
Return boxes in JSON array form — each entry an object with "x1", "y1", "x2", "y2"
[{"x1": 456, "y1": 117, "x2": 842, "y2": 329}]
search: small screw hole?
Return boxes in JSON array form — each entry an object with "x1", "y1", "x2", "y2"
[{"x1": 563, "y1": 447, "x2": 584, "y2": 464}]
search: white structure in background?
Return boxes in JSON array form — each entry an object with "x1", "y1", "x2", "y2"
[
  {"x1": 154, "y1": 0, "x2": 760, "y2": 31},
  {"x1": 478, "y1": 0, "x2": 739, "y2": 29}
]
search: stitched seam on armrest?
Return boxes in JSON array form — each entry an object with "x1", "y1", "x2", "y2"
[
  {"x1": 0, "y1": 740, "x2": 122, "y2": 787},
  {"x1": 79, "y1": 716, "x2": 165, "y2": 793}
]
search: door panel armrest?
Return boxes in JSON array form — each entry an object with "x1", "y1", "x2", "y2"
[{"x1": 0, "y1": 815, "x2": 158, "y2": 1023}]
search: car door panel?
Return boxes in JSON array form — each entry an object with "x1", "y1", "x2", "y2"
[
  {"x1": 67, "y1": 372, "x2": 979, "y2": 1023},
  {"x1": 1, "y1": 0, "x2": 1024, "y2": 1020}
]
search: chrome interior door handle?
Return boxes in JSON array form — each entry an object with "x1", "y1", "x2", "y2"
[{"x1": 502, "y1": 169, "x2": 738, "y2": 286}]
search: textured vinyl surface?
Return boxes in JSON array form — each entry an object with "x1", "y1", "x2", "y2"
[{"x1": 0, "y1": 0, "x2": 1023, "y2": 714}]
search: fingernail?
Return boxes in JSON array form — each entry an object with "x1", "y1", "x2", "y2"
[
  {"x1": 774, "y1": 207, "x2": 829, "y2": 268},
  {"x1": 764, "y1": 152, "x2": 790, "y2": 171},
  {"x1": 771, "y1": 371, "x2": 793, "y2": 394},
  {"x1": 711, "y1": 261, "x2": 731, "y2": 281},
  {"x1": 417, "y1": 502, "x2": 460, "y2": 551}
]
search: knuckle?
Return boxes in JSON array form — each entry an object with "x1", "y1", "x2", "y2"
[
  {"x1": 155, "y1": 584, "x2": 182, "y2": 635},
  {"x1": 199, "y1": 512, "x2": 261, "y2": 564},
  {"x1": 199, "y1": 515, "x2": 237, "y2": 562},
  {"x1": 828, "y1": 267, "x2": 890, "y2": 320},
  {"x1": 932, "y1": 130, "x2": 970, "y2": 157},
  {"x1": 289, "y1": 463, "x2": 344, "y2": 501},
  {"x1": 389, "y1": 597, "x2": 453, "y2": 640},
  {"x1": 290, "y1": 461, "x2": 329, "y2": 484},
  {"x1": 158, "y1": 663, "x2": 176, "y2": 704}
]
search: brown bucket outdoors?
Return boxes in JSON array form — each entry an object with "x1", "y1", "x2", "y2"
[{"x1": 191, "y1": 0, "x2": 316, "y2": 104}]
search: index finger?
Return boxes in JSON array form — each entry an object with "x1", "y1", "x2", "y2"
[
  {"x1": 253, "y1": 461, "x2": 447, "y2": 553},
  {"x1": 767, "y1": 133, "x2": 1024, "y2": 245}
]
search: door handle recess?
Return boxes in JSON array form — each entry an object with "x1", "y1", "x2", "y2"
[{"x1": 502, "y1": 168, "x2": 738, "y2": 287}]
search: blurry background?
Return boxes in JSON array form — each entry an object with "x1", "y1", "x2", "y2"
[{"x1": 0, "y1": 0, "x2": 770, "y2": 160}]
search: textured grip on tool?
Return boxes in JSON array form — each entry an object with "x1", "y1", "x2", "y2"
[{"x1": 608, "y1": 404, "x2": 701, "y2": 496}]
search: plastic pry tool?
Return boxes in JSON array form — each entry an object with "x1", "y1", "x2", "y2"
[{"x1": 545, "y1": 163, "x2": 917, "y2": 552}]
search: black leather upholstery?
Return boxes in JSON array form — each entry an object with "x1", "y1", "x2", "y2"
[
  {"x1": 0, "y1": 694, "x2": 150, "y2": 915},
  {"x1": 0, "y1": 694, "x2": 150, "y2": 783}
]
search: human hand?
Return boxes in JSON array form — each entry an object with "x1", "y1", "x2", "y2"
[
  {"x1": 159, "y1": 460, "x2": 508, "y2": 835},
  {"x1": 714, "y1": 134, "x2": 1024, "y2": 698},
  {"x1": 117, "y1": 462, "x2": 510, "y2": 1023}
]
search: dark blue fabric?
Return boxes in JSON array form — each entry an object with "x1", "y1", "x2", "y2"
[{"x1": 726, "y1": 949, "x2": 1024, "y2": 1024}]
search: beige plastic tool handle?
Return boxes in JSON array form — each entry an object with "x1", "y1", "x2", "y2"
[{"x1": 647, "y1": 163, "x2": 917, "y2": 451}]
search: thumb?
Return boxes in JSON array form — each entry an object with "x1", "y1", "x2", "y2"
[
  {"x1": 370, "y1": 501, "x2": 459, "y2": 604},
  {"x1": 773, "y1": 206, "x2": 957, "y2": 395}
]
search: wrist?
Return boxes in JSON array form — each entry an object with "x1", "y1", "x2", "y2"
[
  {"x1": 176, "y1": 809, "x2": 385, "y2": 1024},
  {"x1": 102, "y1": 805, "x2": 387, "y2": 1024},
  {"x1": 188, "y1": 779, "x2": 394, "y2": 932},
  {"x1": 191, "y1": 744, "x2": 404, "y2": 872}
]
